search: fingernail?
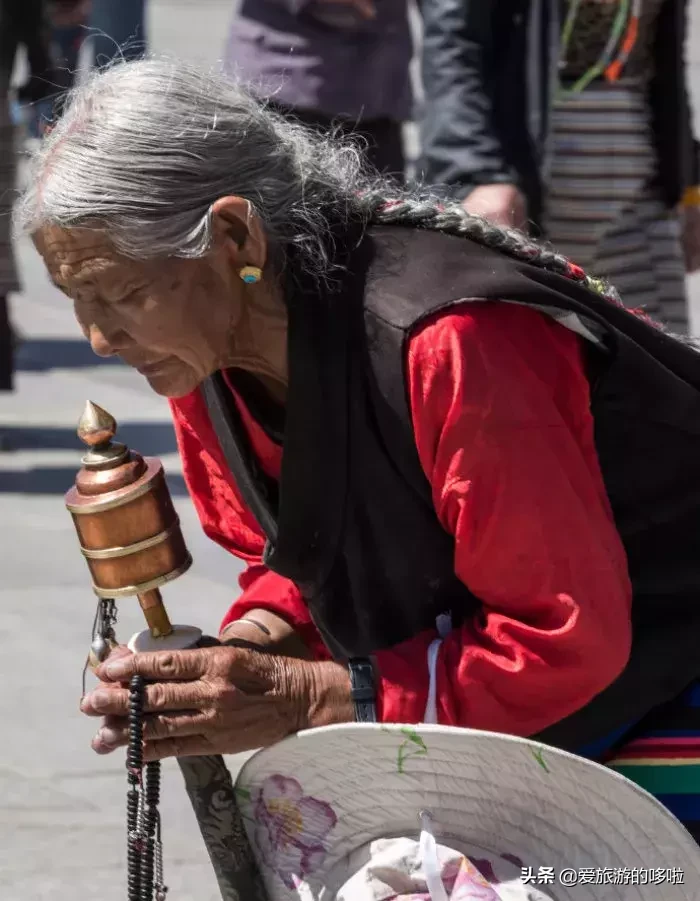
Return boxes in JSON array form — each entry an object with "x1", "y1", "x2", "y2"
[
  {"x1": 101, "y1": 662, "x2": 120, "y2": 679},
  {"x1": 83, "y1": 690, "x2": 109, "y2": 712},
  {"x1": 92, "y1": 733, "x2": 114, "y2": 755},
  {"x1": 99, "y1": 726, "x2": 121, "y2": 745}
]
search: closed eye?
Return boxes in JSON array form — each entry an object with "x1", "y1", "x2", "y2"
[{"x1": 109, "y1": 284, "x2": 149, "y2": 305}]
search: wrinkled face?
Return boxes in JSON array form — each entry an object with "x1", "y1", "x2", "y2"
[{"x1": 34, "y1": 225, "x2": 247, "y2": 398}]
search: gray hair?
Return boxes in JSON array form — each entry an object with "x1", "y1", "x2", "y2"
[
  {"x1": 15, "y1": 58, "x2": 375, "y2": 276},
  {"x1": 16, "y1": 58, "x2": 627, "y2": 316}
]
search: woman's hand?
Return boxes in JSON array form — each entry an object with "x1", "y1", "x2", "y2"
[
  {"x1": 462, "y1": 184, "x2": 528, "y2": 229},
  {"x1": 80, "y1": 646, "x2": 353, "y2": 760}
]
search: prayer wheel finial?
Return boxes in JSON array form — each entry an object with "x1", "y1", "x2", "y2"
[
  {"x1": 78, "y1": 400, "x2": 117, "y2": 447},
  {"x1": 76, "y1": 401, "x2": 129, "y2": 469}
]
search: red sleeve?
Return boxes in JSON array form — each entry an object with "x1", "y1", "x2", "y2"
[
  {"x1": 169, "y1": 391, "x2": 329, "y2": 660},
  {"x1": 375, "y1": 302, "x2": 632, "y2": 735}
]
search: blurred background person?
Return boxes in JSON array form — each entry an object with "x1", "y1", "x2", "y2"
[
  {"x1": 0, "y1": 50, "x2": 16, "y2": 411},
  {"x1": 25, "y1": 1, "x2": 147, "y2": 134},
  {"x1": 4, "y1": 0, "x2": 54, "y2": 105},
  {"x1": 87, "y1": 0, "x2": 147, "y2": 68},
  {"x1": 223, "y1": 0, "x2": 413, "y2": 178},
  {"x1": 47, "y1": 1, "x2": 91, "y2": 89},
  {"x1": 420, "y1": 0, "x2": 700, "y2": 334},
  {"x1": 0, "y1": 0, "x2": 55, "y2": 411}
]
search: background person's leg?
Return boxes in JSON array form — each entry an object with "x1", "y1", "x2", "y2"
[
  {"x1": 88, "y1": 0, "x2": 147, "y2": 68},
  {"x1": 0, "y1": 0, "x2": 20, "y2": 397}
]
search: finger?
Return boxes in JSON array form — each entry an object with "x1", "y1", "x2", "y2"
[
  {"x1": 81, "y1": 687, "x2": 130, "y2": 717},
  {"x1": 83, "y1": 675, "x2": 129, "y2": 710},
  {"x1": 92, "y1": 729, "x2": 127, "y2": 754},
  {"x1": 104, "y1": 644, "x2": 132, "y2": 665},
  {"x1": 143, "y1": 734, "x2": 215, "y2": 762},
  {"x1": 352, "y1": 0, "x2": 376, "y2": 18},
  {"x1": 326, "y1": 0, "x2": 375, "y2": 17},
  {"x1": 93, "y1": 710, "x2": 210, "y2": 752},
  {"x1": 96, "y1": 648, "x2": 209, "y2": 684},
  {"x1": 94, "y1": 647, "x2": 134, "y2": 692},
  {"x1": 81, "y1": 679, "x2": 214, "y2": 716},
  {"x1": 90, "y1": 714, "x2": 128, "y2": 754}
]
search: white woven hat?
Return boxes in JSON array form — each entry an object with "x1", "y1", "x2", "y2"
[{"x1": 235, "y1": 723, "x2": 700, "y2": 900}]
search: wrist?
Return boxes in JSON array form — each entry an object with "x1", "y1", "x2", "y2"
[
  {"x1": 220, "y1": 609, "x2": 312, "y2": 659},
  {"x1": 221, "y1": 618, "x2": 271, "y2": 648},
  {"x1": 299, "y1": 660, "x2": 354, "y2": 730}
]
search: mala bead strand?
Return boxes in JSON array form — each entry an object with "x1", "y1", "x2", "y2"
[
  {"x1": 127, "y1": 675, "x2": 167, "y2": 901},
  {"x1": 127, "y1": 676, "x2": 145, "y2": 901},
  {"x1": 127, "y1": 785, "x2": 142, "y2": 901},
  {"x1": 154, "y1": 810, "x2": 168, "y2": 901},
  {"x1": 139, "y1": 762, "x2": 163, "y2": 900}
]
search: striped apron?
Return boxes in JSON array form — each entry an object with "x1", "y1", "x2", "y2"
[
  {"x1": 545, "y1": 82, "x2": 688, "y2": 334},
  {"x1": 578, "y1": 683, "x2": 700, "y2": 845}
]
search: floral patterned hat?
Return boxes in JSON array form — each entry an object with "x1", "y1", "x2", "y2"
[{"x1": 235, "y1": 723, "x2": 700, "y2": 900}]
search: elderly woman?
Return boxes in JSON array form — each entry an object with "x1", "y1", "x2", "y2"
[{"x1": 17, "y1": 61, "x2": 700, "y2": 841}]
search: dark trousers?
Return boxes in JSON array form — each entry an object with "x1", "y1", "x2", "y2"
[
  {"x1": 0, "y1": 295, "x2": 12, "y2": 392},
  {"x1": 0, "y1": 0, "x2": 52, "y2": 91},
  {"x1": 274, "y1": 104, "x2": 405, "y2": 181}
]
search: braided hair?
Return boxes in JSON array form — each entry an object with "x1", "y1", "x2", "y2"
[{"x1": 358, "y1": 187, "x2": 626, "y2": 310}]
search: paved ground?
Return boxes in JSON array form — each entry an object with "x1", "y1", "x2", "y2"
[
  {"x1": 1, "y1": 4, "x2": 246, "y2": 899},
  {"x1": 0, "y1": 3, "x2": 699, "y2": 899}
]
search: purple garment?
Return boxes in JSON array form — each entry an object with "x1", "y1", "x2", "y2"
[{"x1": 224, "y1": 0, "x2": 413, "y2": 122}]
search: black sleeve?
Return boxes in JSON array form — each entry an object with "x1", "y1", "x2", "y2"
[{"x1": 419, "y1": 0, "x2": 515, "y2": 199}]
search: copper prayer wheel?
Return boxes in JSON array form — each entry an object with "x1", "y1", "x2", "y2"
[{"x1": 65, "y1": 401, "x2": 193, "y2": 640}]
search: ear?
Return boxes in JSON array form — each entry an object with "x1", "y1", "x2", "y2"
[{"x1": 211, "y1": 195, "x2": 268, "y2": 271}]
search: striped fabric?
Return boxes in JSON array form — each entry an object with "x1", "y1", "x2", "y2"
[
  {"x1": 545, "y1": 83, "x2": 689, "y2": 334},
  {"x1": 604, "y1": 682, "x2": 700, "y2": 842}
]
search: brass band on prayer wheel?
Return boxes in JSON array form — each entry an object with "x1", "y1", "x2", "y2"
[
  {"x1": 91, "y1": 560, "x2": 192, "y2": 599},
  {"x1": 80, "y1": 520, "x2": 181, "y2": 560}
]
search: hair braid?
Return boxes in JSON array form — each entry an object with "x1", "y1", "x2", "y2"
[{"x1": 360, "y1": 190, "x2": 624, "y2": 309}]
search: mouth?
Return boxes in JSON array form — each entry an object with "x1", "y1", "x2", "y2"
[{"x1": 131, "y1": 358, "x2": 172, "y2": 376}]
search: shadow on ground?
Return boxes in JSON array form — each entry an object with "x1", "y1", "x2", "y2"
[
  {"x1": 0, "y1": 422, "x2": 179, "y2": 455},
  {"x1": 15, "y1": 339, "x2": 123, "y2": 372},
  {"x1": 0, "y1": 466, "x2": 188, "y2": 495}
]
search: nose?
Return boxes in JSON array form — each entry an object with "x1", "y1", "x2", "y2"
[{"x1": 87, "y1": 323, "x2": 118, "y2": 358}]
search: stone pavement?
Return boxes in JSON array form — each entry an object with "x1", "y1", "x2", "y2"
[
  {"x1": 0, "y1": 2, "x2": 699, "y2": 899},
  {"x1": 0, "y1": 235, "x2": 245, "y2": 901},
  {"x1": 0, "y1": 3, "x2": 246, "y2": 899}
]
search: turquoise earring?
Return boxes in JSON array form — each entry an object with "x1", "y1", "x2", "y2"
[{"x1": 239, "y1": 266, "x2": 262, "y2": 284}]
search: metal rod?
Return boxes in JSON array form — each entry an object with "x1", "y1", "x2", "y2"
[{"x1": 137, "y1": 589, "x2": 173, "y2": 639}]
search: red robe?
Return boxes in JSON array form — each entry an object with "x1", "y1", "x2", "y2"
[{"x1": 170, "y1": 302, "x2": 632, "y2": 735}]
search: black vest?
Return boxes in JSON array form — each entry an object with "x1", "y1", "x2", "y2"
[{"x1": 204, "y1": 225, "x2": 700, "y2": 750}]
